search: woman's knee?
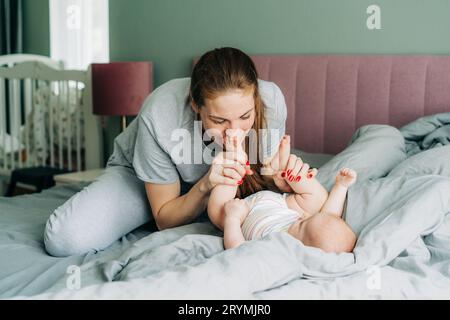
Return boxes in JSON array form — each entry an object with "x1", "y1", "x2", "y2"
[
  {"x1": 43, "y1": 166, "x2": 150, "y2": 257},
  {"x1": 43, "y1": 208, "x2": 94, "y2": 257}
]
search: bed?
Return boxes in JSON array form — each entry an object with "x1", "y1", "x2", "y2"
[{"x1": 1, "y1": 55, "x2": 450, "y2": 299}]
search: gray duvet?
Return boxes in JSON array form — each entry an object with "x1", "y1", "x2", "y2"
[{"x1": 4, "y1": 112, "x2": 450, "y2": 299}]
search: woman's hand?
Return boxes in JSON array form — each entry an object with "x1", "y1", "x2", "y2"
[
  {"x1": 280, "y1": 157, "x2": 318, "y2": 194},
  {"x1": 201, "y1": 131, "x2": 252, "y2": 192},
  {"x1": 264, "y1": 135, "x2": 317, "y2": 192}
]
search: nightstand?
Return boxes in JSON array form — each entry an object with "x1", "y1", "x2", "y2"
[{"x1": 54, "y1": 168, "x2": 105, "y2": 185}]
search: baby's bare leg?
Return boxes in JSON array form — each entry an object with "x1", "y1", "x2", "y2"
[
  {"x1": 208, "y1": 184, "x2": 239, "y2": 230},
  {"x1": 282, "y1": 161, "x2": 328, "y2": 213},
  {"x1": 208, "y1": 133, "x2": 249, "y2": 230},
  {"x1": 223, "y1": 199, "x2": 249, "y2": 249},
  {"x1": 320, "y1": 168, "x2": 357, "y2": 218}
]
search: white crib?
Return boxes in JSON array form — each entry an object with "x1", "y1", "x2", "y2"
[{"x1": 0, "y1": 54, "x2": 103, "y2": 193}]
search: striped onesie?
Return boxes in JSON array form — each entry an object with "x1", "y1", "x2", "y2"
[{"x1": 241, "y1": 190, "x2": 303, "y2": 241}]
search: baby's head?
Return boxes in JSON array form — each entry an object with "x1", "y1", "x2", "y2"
[{"x1": 288, "y1": 213, "x2": 357, "y2": 253}]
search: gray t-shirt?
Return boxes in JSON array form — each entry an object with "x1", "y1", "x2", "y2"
[{"x1": 107, "y1": 77, "x2": 287, "y2": 185}]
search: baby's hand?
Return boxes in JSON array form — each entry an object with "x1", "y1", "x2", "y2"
[
  {"x1": 335, "y1": 168, "x2": 357, "y2": 188},
  {"x1": 224, "y1": 198, "x2": 250, "y2": 224}
]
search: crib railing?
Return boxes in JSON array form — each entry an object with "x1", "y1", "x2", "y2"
[{"x1": 0, "y1": 57, "x2": 103, "y2": 179}]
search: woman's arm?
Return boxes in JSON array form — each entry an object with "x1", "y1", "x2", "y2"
[
  {"x1": 145, "y1": 175, "x2": 211, "y2": 230},
  {"x1": 146, "y1": 149, "x2": 249, "y2": 230}
]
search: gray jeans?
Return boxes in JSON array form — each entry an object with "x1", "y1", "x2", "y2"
[{"x1": 44, "y1": 165, "x2": 152, "y2": 257}]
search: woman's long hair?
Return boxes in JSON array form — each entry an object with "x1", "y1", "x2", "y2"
[{"x1": 189, "y1": 47, "x2": 277, "y2": 198}]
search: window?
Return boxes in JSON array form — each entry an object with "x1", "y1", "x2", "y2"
[{"x1": 50, "y1": 0, "x2": 109, "y2": 70}]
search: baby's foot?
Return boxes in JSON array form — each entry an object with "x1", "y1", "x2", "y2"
[
  {"x1": 225, "y1": 130, "x2": 246, "y2": 152},
  {"x1": 224, "y1": 198, "x2": 250, "y2": 224},
  {"x1": 335, "y1": 168, "x2": 357, "y2": 188},
  {"x1": 225, "y1": 133, "x2": 253, "y2": 176}
]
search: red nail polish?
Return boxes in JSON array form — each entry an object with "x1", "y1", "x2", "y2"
[
  {"x1": 287, "y1": 170, "x2": 292, "y2": 175},
  {"x1": 246, "y1": 160, "x2": 250, "y2": 166},
  {"x1": 289, "y1": 175, "x2": 294, "y2": 182},
  {"x1": 237, "y1": 180, "x2": 243, "y2": 185},
  {"x1": 307, "y1": 173, "x2": 313, "y2": 179},
  {"x1": 296, "y1": 176, "x2": 301, "y2": 182},
  {"x1": 281, "y1": 171, "x2": 286, "y2": 178}
]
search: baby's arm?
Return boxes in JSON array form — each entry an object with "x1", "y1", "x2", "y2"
[
  {"x1": 320, "y1": 168, "x2": 357, "y2": 218},
  {"x1": 292, "y1": 178, "x2": 328, "y2": 213},
  {"x1": 223, "y1": 198, "x2": 250, "y2": 249}
]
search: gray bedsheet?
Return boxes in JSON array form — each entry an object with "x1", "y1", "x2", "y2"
[
  {"x1": 0, "y1": 151, "x2": 335, "y2": 298},
  {"x1": 0, "y1": 183, "x2": 152, "y2": 298},
  {"x1": 3, "y1": 113, "x2": 450, "y2": 299},
  {"x1": 30, "y1": 174, "x2": 450, "y2": 299},
  {"x1": 28, "y1": 174, "x2": 450, "y2": 299}
]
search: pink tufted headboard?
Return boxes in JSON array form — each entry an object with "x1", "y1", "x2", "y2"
[{"x1": 251, "y1": 55, "x2": 450, "y2": 154}]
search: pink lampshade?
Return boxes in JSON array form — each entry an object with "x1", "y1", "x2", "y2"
[{"x1": 91, "y1": 62, "x2": 153, "y2": 116}]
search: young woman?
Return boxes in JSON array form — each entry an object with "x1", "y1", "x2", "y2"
[{"x1": 44, "y1": 47, "x2": 298, "y2": 257}]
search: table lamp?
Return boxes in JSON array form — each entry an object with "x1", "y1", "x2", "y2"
[{"x1": 91, "y1": 62, "x2": 153, "y2": 131}]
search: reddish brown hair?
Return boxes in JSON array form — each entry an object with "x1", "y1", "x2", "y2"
[{"x1": 190, "y1": 47, "x2": 276, "y2": 198}]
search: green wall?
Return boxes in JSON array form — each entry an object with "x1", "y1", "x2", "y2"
[
  {"x1": 23, "y1": 0, "x2": 50, "y2": 55},
  {"x1": 109, "y1": 0, "x2": 450, "y2": 88},
  {"x1": 107, "y1": 0, "x2": 450, "y2": 161},
  {"x1": 21, "y1": 0, "x2": 450, "y2": 163}
]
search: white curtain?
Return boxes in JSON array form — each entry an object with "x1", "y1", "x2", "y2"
[{"x1": 50, "y1": 0, "x2": 109, "y2": 70}]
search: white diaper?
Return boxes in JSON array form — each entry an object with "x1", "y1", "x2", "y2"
[{"x1": 242, "y1": 190, "x2": 302, "y2": 241}]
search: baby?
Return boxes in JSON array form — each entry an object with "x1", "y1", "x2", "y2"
[{"x1": 208, "y1": 135, "x2": 357, "y2": 253}]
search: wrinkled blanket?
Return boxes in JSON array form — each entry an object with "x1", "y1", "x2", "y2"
[
  {"x1": 30, "y1": 113, "x2": 450, "y2": 299},
  {"x1": 401, "y1": 112, "x2": 450, "y2": 156}
]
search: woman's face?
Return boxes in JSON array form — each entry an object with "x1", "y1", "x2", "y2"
[{"x1": 193, "y1": 88, "x2": 256, "y2": 142}]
